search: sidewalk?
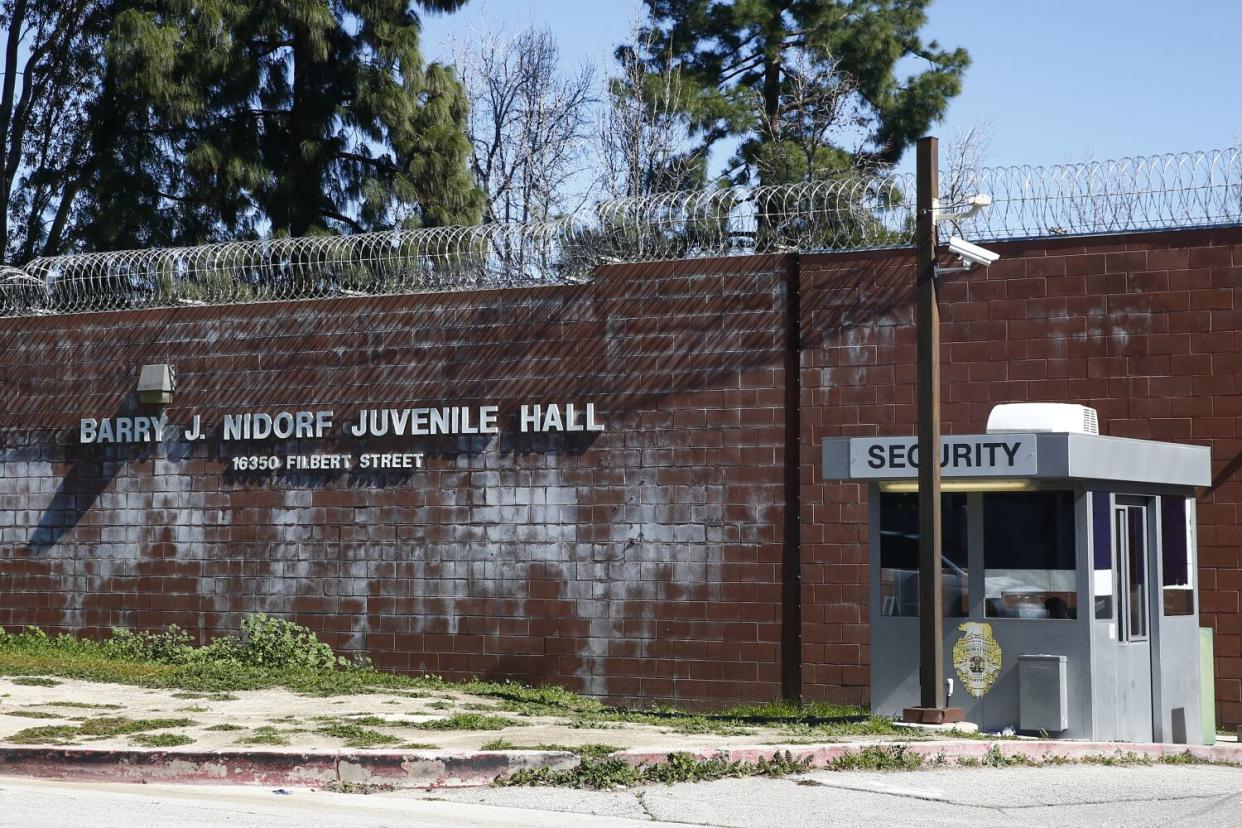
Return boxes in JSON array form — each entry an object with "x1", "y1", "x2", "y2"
[{"x1": 2, "y1": 675, "x2": 1239, "y2": 789}]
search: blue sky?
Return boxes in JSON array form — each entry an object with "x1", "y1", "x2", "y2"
[{"x1": 420, "y1": 0, "x2": 1242, "y2": 173}]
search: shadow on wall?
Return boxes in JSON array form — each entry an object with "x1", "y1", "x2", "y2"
[{"x1": 28, "y1": 395, "x2": 167, "y2": 552}]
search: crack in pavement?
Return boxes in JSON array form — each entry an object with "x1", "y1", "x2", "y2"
[
  {"x1": 1169, "y1": 787, "x2": 1242, "y2": 826},
  {"x1": 634, "y1": 791, "x2": 657, "y2": 822}
]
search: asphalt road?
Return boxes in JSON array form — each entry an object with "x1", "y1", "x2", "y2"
[{"x1": 2, "y1": 764, "x2": 1241, "y2": 827}]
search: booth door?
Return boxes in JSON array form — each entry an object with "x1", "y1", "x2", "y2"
[{"x1": 1114, "y1": 501, "x2": 1154, "y2": 743}]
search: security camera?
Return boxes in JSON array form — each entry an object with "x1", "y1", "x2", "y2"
[{"x1": 947, "y1": 236, "x2": 1000, "y2": 268}]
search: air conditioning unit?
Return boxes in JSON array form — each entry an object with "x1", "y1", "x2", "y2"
[{"x1": 986, "y1": 403, "x2": 1099, "y2": 435}]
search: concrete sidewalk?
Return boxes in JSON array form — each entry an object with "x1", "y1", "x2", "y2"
[{"x1": 3, "y1": 674, "x2": 1240, "y2": 789}]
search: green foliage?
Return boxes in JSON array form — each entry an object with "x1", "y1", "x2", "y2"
[
  {"x1": 827, "y1": 745, "x2": 925, "y2": 771},
  {"x1": 7, "y1": 725, "x2": 80, "y2": 744},
  {"x1": 235, "y1": 726, "x2": 290, "y2": 746},
  {"x1": 204, "y1": 723, "x2": 245, "y2": 732},
  {"x1": 2, "y1": 0, "x2": 482, "y2": 260},
  {"x1": 6, "y1": 715, "x2": 193, "y2": 744},
  {"x1": 9, "y1": 677, "x2": 61, "y2": 687},
  {"x1": 412, "y1": 713, "x2": 514, "y2": 731},
  {"x1": 131, "y1": 732, "x2": 194, "y2": 748},
  {"x1": 634, "y1": 0, "x2": 970, "y2": 185},
  {"x1": 500, "y1": 750, "x2": 813, "y2": 789},
  {"x1": 316, "y1": 722, "x2": 402, "y2": 748},
  {"x1": 198, "y1": 613, "x2": 339, "y2": 671},
  {"x1": 77, "y1": 716, "x2": 194, "y2": 737},
  {"x1": 104, "y1": 625, "x2": 195, "y2": 664}
]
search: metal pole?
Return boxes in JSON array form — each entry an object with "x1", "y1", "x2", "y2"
[{"x1": 915, "y1": 136, "x2": 945, "y2": 713}]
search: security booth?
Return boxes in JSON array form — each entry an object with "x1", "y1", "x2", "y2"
[{"x1": 822, "y1": 404, "x2": 1211, "y2": 743}]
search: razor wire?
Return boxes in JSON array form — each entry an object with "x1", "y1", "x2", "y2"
[{"x1": 4, "y1": 146, "x2": 1241, "y2": 318}]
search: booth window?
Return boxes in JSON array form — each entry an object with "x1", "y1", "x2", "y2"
[
  {"x1": 1160, "y1": 496, "x2": 1194, "y2": 616},
  {"x1": 879, "y1": 493, "x2": 968, "y2": 617},
  {"x1": 1091, "y1": 492, "x2": 1114, "y2": 620},
  {"x1": 983, "y1": 491, "x2": 1076, "y2": 619}
]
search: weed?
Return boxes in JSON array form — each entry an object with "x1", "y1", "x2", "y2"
[
  {"x1": 176, "y1": 705, "x2": 209, "y2": 713},
  {"x1": 480, "y1": 738, "x2": 520, "y2": 750},
  {"x1": 236, "y1": 727, "x2": 290, "y2": 746},
  {"x1": 10, "y1": 677, "x2": 61, "y2": 687},
  {"x1": 828, "y1": 745, "x2": 924, "y2": 772},
  {"x1": 426, "y1": 701, "x2": 454, "y2": 711},
  {"x1": 131, "y1": 733, "x2": 194, "y2": 748},
  {"x1": 413, "y1": 713, "x2": 513, "y2": 731},
  {"x1": 501, "y1": 750, "x2": 812, "y2": 789},
  {"x1": 1160, "y1": 750, "x2": 1200, "y2": 765},
  {"x1": 38, "y1": 701, "x2": 123, "y2": 710},
  {"x1": 7, "y1": 725, "x2": 80, "y2": 744},
  {"x1": 4, "y1": 710, "x2": 65, "y2": 719},
  {"x1": 171, "y1": 692, "x2": 238, "y2": 701},
  {"x1": 1079, "y1": 751, "x2": 1152, "y2": 767},
  {"x1": 483, "y1": 740, "x2": 622, "y2": 759},
  {"x1": 205, "y1": 723, "x2": 245, "y2": 732},
  {"x1": 78, "y1": 717, "x2": 195, "y2": 737},
  {"x1": 105, "y1": 626, "x2": 195, "y2": 665},
  {"x1": 977, "y1": 744, "x2": 1038, "y2": 768},
  {"x1": 321, "y1": 780, "x2": 396, "y2": 794},
  {"x1": 316, "y1": 722, "x2": 401, "y2": 748},
  {"x1": 398, "y1": 742, "x2": 440, "y2": 749}
]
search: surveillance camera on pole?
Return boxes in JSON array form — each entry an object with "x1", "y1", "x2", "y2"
[{"x1": 946, "y1": 236, "x2": 1000, "y2": 269}]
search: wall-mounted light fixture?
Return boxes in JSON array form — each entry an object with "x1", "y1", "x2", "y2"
[{"x1": 137, "y1": 363, "x2": 176, "y2": 405}]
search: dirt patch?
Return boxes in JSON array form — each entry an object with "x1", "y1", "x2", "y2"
[{"x1": 0, "y1": 675, "x2": 927, "y2": 752}]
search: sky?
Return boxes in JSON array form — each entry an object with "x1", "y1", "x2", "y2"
[{"x1": 420, "y1": 0, "x2": 1242, "y2": 175}]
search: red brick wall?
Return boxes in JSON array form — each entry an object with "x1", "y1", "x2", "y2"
[
  {"x1": 799, "y1": 226, "x2": 1242, "y2": 725},
  {"x1": 0, "y1": 257, "x2": 791, "y2": 706},
  {"x1": 2, "y1": 227, "x2": 1242, "y2": 722}
]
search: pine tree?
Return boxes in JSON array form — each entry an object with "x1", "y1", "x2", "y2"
[
  {"x1": 17, "y1": 0, "x2": 482, "y2": 255},
  {"x1": 636, "y1": 0, "x2": 969, "y2": 186}
]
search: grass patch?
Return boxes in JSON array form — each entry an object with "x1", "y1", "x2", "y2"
[
  {"x1": 7, "y1": 725, "x2": 80, "y2": 744},
  {"x1": 4, "y1": 710, "x2": 66, "y2": 719},
  {"x1": 398, "y1": 742, "x2": 440, "y2": 749},
  {"x1": 481, "y1": 738, "x2": 620, "y2": 758},
  {"x1": 131, "y1": 733, "x2": 194, "y2": 748},
  {"x1": 9, "y1": 677, "x2": 61, "y2": 687},
  {"x1": 38, "y1": 701, "x2": 123, "y2": 710},
  {"x1": 236, "y1": 727, "x2": 289, "y2": 746},
  {"x1": 0, "y1": 619, "x2": 888, "y2": 741},
  {"x1": 413, "y1": 713, "x2": 513, "y2": 731},
  {"x1": 205, "y1": 723, "x2": 245, "y2": 732},
  {"x1": 501, "y1": 750, "x2": 811, "y2": 789},
  {"x1": 77, "y1": 717, "x2": 195, "y2": 737},
  {"x1": 176, "y1": 705, "x2": 209, "y2": 713},
  {"x1": 316, "y1": 722, "x2": 401, "y2": 748}
]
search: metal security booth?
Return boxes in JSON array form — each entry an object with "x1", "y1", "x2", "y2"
[{"x1": 822, "y1": 408, "x2": 1211, "y2": 742}]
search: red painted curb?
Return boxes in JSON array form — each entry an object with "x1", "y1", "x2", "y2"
[
  {"x1": 0, "y1": 747, "x2": 578, "y2": 788},
  {"x1": 613, "y1": 739, "x2": 1242, "y2": 769},
  {"x1": 0, "y1": 740, "x2": 1237, "y2": 788}
]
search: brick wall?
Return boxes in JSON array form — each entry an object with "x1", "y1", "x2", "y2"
[
  {"x1": 0, "y1": 256, "x2": 792, "y2": 706},
  {"x1": 2, "y1": 227, "x2": 1242, "y2": 722}
]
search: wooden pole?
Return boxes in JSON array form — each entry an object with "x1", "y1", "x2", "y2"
[{"x1": 915, "y1": 136, "x2": 945, "y2": 713}]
